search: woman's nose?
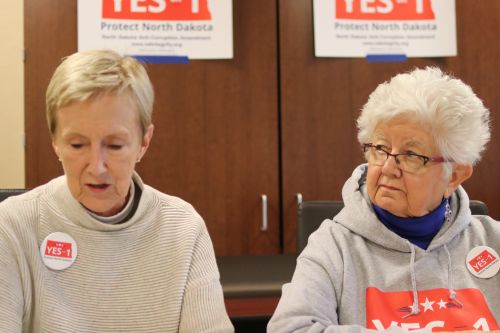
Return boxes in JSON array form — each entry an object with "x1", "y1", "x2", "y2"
[
  {"x1": 87, "y1": 147, "x2": 107, "y2": 175},
  {"x1": 381, "y1": 154, "x2": 402, "y2": 176}
]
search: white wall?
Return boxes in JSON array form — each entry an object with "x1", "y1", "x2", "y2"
[{"x1": 0, "y1": 1, "x2": 25, "y2": 188}]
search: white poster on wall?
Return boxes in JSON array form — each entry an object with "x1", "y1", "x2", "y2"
[
  {"x1": 78, "y1": 0, "x2": 233, "y2": 60},
  {"x1": 313, "y1": 0, "x2": 456, "y2": 58}
]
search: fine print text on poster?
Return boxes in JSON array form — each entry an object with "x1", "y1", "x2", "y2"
[{"x1": 314, "y1": 0, "x2": 457, "y2": 58}]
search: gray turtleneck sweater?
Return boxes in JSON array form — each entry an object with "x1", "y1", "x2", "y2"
[
  {"x1": 268, "y1": 164, "x2": 500, "y2": 332},
  {"x1": 0, "y1": 173, "x2": 233, "y2": 333}
]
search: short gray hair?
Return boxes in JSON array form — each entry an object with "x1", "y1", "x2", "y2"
[
  {"x1": 357, "y1": 67, "x2": 490, "y2": 166},
  {"x1": 46, "y1": 49, "x2": 154, "y2": 136}
]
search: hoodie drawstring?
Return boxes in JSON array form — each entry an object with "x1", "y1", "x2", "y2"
[
  {"x1": 444, "y1": 244, "x2": 463, "y2": 307},
  {"x1": 403, "y1": 242, "x2": 463, "y2": 319},
  {"x1": 403, "y1": 241, "x2": 420, "y2": 318}
]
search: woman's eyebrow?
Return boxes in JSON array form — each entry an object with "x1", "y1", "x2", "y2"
[
  {"x1": 371, "y1": 133, "x2": 387, "y2": 141},
  {"x1": 403, "y1": 140, "x2": 425, "y2": 149}
]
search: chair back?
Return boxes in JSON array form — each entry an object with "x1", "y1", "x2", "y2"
[
  {"x1": 0, "y1": 189, "x2": 28, "y2": 203},
  {"x1": 469, "y1": 199, "x2": 489, "y2": 215},
  {"x1": 297, "y1": 201, "x2": 344, "y2": 254}
]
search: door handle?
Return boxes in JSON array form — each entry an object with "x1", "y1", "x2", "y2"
[
  {"x1": 296, "y1": 192, "x2": 303, "y2": 207},
  {"x1": 261, "y1": 194, "x2": 268, "y2": 231}
]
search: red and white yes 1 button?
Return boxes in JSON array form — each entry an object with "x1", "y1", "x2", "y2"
[
  {"x1": 466, "y1": 246, "x2": 499, "y2": 279},
  {"x1": 40, "y1": 232, "x2": 78, "y2": 270}
]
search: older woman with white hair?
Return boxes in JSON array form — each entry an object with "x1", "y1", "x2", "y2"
[{"x1": 268, "y1": 67, "x2": 500, "y2": 332}]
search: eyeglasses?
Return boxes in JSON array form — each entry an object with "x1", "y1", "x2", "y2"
[{"x1": 362, "y1": 143, "x2": 450, "y2": 173}]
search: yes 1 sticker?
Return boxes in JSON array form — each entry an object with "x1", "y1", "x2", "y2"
[
  {"x1": 40, "y1": 232, "x2": 78, "y2": 270},
  {"x1": 466, "y1": 246, "x2": 499, "y2": 279}
]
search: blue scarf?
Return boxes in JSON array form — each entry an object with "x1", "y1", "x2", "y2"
[{"x1": 372, "y1": 199, "x2": 448, "y2": 250}]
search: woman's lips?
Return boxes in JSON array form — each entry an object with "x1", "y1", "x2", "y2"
[
  {"x1": 379, "y1": 184, "x2": 399, "y2": 191},
  {"x1": 86, "y1": 183, "x2": 110, "y2": 192}
]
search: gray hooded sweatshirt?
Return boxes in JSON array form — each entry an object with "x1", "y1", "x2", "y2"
[{"x1": 268, "y1": 164, "x2": 500, "y2": 333}]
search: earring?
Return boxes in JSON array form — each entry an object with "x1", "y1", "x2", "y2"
[
  {"x1": 445, "y1": 198, "x2": 452, "y2": 223},
  {"x1": 136, "y1": 158, "x2": 141, "y2": 163}
]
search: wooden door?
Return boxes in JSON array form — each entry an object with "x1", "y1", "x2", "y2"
[
  {"x1": 279, "y1": 0, "x2": 500, "y2": 254},
  {"x1": 25, "y1": 0, "x2": 280, "y2": 255}
]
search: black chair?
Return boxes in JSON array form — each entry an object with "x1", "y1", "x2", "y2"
[
  {"x1": 0, "y1": 189, "x2": 27, "y2": 203},
  {"x1": 297, "y1": 201, "x2": 344, "y2": 254},
  {"x1": 297, "y1": 199, "x2": 489, "y2": 254},
  {"x1": 469, "y1": 199, "x2": 489, "y2": 215}
]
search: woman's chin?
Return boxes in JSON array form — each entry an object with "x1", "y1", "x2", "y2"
[
  {"x1": 374, "y1": 199, "x2": 408, "y2": 217},
  {"x1": 81, "y1": 201, "x2": 122, "y2": 217}
]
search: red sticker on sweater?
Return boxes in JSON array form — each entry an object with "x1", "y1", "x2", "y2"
[
  {"x1": 40, "y1": 232, "x2": 78, "y2": 270},
  {"x1": 366, "y1": 287, "x2": 499, "y2": 331},
  {"x1": 45, "y1": 240, "x2": 73, "y2": 258},
  {"x1": 466, "y1": 246, "x2": 499, "y2": 278}
]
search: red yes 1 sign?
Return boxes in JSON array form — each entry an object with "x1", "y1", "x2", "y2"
[
  {"x1": 102, "y1": 0, "x2": 211, "y2": 20},
  {"x1": 335, "y1": 0, "x2": 435, "y2": 20}
]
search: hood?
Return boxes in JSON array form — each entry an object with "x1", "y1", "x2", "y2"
[{"x1": 334, "y1": 164, "x2": 473, "y2": 253}]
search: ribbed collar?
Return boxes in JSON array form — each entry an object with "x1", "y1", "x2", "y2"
[
  {"x1": 49, "y1": 172, "x2": 151, "y2": 232},
  {"x1": 372, "y1": 199, "x2": 447, "y2": 250},
  {"x1": 86, "y1": 179, "x2": 136, "y2": 224}
]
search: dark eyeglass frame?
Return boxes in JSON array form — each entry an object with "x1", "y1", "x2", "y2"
[{"x1": 362, "y1": 143, "x2": 450, "y2": 167}]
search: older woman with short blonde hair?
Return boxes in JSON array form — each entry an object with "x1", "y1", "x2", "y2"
[{"x1": 0, "y1": 49, "x2": 233, "y2": 332}]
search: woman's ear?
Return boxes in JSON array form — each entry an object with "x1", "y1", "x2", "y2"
[
  {"x1": 137, "y1": 124, "x2": 154, "y2": 162},
  {"x1": 52, "y1": 140, "x2": 62, "y2": 162},
  {"x1": 445, "y1": 164, "x2": 473, "y2": 197}
]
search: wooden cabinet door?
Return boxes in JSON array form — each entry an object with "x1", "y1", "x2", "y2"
[
  {"x1": 279, "y1": 0, "x2": 500, "y2": 254},
  {"x1": 25, "y1": 0, "x2": 280, "y2": 255}
]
